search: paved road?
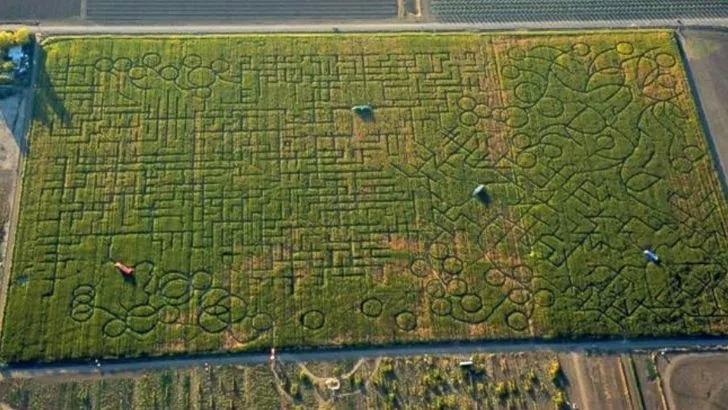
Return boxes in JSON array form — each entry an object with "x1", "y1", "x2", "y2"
[
  {"x1": 2, "y1": 17, "x2": 728, "y2": 34},
  {"x1": 3, "y1": 337, "x2": 728, "y2": 380}
]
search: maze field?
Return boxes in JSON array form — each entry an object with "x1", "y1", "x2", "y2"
[{"x1": 2, "y1": 32, "x2": 728, "y2": 362}]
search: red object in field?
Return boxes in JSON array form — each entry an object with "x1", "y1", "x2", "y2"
[{"x1": 115, "y1": 262, "x2": 134, "y2": 276}]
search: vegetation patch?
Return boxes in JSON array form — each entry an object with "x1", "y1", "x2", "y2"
[
  {"x1": 0, "y1": 28, "x2": 32, "y2": 87},
  {"x1": 0, "y1": 353, "x2": 569, "y2": 409},
  {"x1": 2, "y1": 31, "x2": 728, "y2": 362}
]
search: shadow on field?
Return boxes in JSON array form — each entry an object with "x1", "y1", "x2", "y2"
[
  {"x1": 34, "y1": 47, "x2": 72, "y2": 133},
  {"x1": 123, "y1": 273, "x2": 137, "y2": 286},
  {"x1": 358, "y1": 111, "x2": 375, "y2": 123}
]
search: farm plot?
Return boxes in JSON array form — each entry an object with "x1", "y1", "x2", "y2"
[
  {"x1": 2, "y1": 32, "x2": 728, "y2": 362},
  {"x1": 0, "y1": 353, "x2": 568, "y2": 409},
  {"x1": 86, "y1": 0, "x2": 397, "y2": 23},
  {"x1": 429, "y1": 0, "x2": 728, "y2": 23},
  {"x1": 0, "y1": 0, "x2": 81, "y2": 21}
]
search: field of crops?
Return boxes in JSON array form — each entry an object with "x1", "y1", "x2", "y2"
[
  {"x1": 86, "y1": 0, "x2": 397, "y2": 23},
  {"x1": 0, "y1": 0, "x2": 80, "y2": 21},
  {"x1": 430, "y1": 0, "x2": 728, "y2": 23},
  {"x1": 2, "y1": 31, "x2": 728, "y2": 362}
]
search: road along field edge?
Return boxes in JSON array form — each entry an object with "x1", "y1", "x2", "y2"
[
  {"x1": 1, "y1": 17, "x2": 728, "y2": 35},
  {"x1": 0, "y1": 38, "x2": 38, "y2": 356},
  {"x1": 3, "y1": 336, "x2": 728, "y2": 379},
  {"x1": 675, "y1": 29, "x2": 728, "y2": 201}
]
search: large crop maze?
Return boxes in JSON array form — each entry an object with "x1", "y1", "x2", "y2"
[{"x1": 2, "y1": 32, "x2": 728, "y2": 362}]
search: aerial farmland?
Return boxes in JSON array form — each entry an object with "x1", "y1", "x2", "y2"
[{"x1": 0, "y1": 30, "x2": 726, "y2": 363}]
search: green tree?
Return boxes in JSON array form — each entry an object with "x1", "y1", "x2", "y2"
[
  {"x1": 548, "y1": 359, "x2": 563, "y2": 385},
  {"x1": 0, "y1": 61, "x2": 14, "y2": 72},
  {"x1": 13, "y1": 28, "x2": 32, "y2": 45},
  {"x1": 495, "y1": 381, "x2": 508, "y2": 399},
  {"x1": 0, "y1": 31, "x2": 13, "y2": 49},
  {"x1": 553, "y1": 390, "x2": 567, "y2": 409}
]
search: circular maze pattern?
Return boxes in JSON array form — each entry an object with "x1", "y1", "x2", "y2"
[
  {"x1": 301, "y1": 310, "x2": 325, "y2": 330},
  {"x1": 506, "y1": 311, "x2": 529, "y2": 332},
  {"x1": 395, "y1": 311, "x2": 418, "y2": 331},
  {"x1": 252, "y1": 313, "x2": 274, "y2": 332},
  {"x1": 198, "y1": 288, "x2": 247, "y2": 333},
  {"x1": 447, "y1": 278, "x2": 468, "y2": 297},
  {"x1": 103, "y1": 319, "x2": 127, "y2": 337},
  {"x1": 70, "y1": 285, "x2": 96, "y2": 323},
  {"x1": 409, "y1": 259, "x2": 429, "y2": 278},
  {"x1": 431, "y1": 298, "x2": 452, "y2": 316},
  {"x1": 460, "y1": 294, "x2": 483, "y2": 313},
  {"x1": 361, "y1": 298, "x2": 383, "y2": 317}
]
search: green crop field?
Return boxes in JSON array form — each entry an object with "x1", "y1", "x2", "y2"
[{"x1": 2, "y1": 31, "x2": 728, "y2": 362}]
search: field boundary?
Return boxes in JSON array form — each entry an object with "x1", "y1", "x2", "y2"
[
  {"x1": 0, "y1": 19, "x2": 728, "y2": 35},
  {"x1": 675, "y1": 29, "x2": 728, "y2": 200},
  {"x1": 0, "y1": 40, "x2": 37, "y2": 347},
  {"x1": 2, "y1": 337, "x2": 728, "y2": 379}
]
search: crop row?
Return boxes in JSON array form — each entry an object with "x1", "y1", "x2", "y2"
[
  {"x1": 430, "y1": 0, "x2": 728, "y2": 23},
  {"x1": 86, "y1": 0, "x2": 397, "y2": 22}
]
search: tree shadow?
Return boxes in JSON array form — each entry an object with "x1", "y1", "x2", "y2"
[
  {"x1": 33, "y1": 46, "x2": 72, "y2": 131},
  {"x1": 0, "y1": 87, "x2": 28, "y2": 156},
  {"x1": 2, "y1": 44, "x2": 72, "y2": 156},
  {"x1": 11, "y1": 104, "x2": 29, "y2": 156},
  {"x1": 555, "y1": 368, "x2": 570, "y2": 388}
]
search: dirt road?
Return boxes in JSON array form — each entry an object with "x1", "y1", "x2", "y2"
[
  {"x1": 1, "y1": 337, "x2": 727, "y2": 382},
  {"x1": 0, "y1": 17, "x2": 726, "y2": 35}
]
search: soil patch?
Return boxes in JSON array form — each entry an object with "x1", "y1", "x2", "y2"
[
  {"x1": 680, "y1": 28, "x2": 728, "y2": 196},
  {"x1": 665, "y1": 353, "x2": 728, "y2": 410},
  {"x1": 559, "y1": 353, "x2": 633, "y2": 410}
]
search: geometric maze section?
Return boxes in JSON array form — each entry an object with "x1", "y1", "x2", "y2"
[{"x1": 2, "y1": 32, "x2": 728, "y2": 362}]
